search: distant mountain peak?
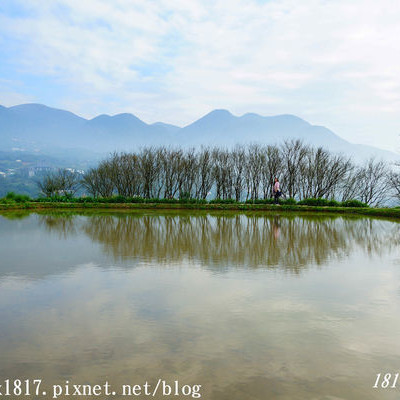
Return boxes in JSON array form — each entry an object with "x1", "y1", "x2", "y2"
[
  {"x1": 241, "y1": 112, "x2": 259, "y2": 118},
  {"x1": 182, "y1": 109, "x2": 236, "y2": 132},
  {"x1": 90, "y1": 112, "x2": 144, "y2": 123},
  {"x1": 152, "y1": 121, "x2": 180, "y2": 129},
  {"x1": 240, "y1": 112, "x2": 309, "y2": 124},
  {"x1": 9, "y1": 103, "x2": 66, "y2": 113},
  {"x1": 209, "y1": 108, "x2": 233, "y2": 115},
  {"x1": 113, "y1": 112, "x2": 142, "y2": 120},
  {"x1": 0, "y1": 103, "x2": 397, "y2": 162},
  {"x1": 90, "y1": 113, "x2": 109, "y2": 120},
  {"x1": 201, "y1": 109, "x2": 234, "y2": 119},
  {"x1": 276, "y1": 113, "x2": 309, "y2": 122},
  {"x1": 5, "y1": 103, "x2": 86, "y2": 123},
  {"x1": 10, "y1": 103, "x2": 48, "y2": 109}
]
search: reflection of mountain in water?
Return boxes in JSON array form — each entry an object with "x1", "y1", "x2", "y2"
[{"x1": 39, "y1": 212, "x2": 400, "y2": 272}]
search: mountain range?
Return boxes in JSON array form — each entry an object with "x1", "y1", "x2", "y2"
[{"x1": 0, "y1": 103, "x2": 397, "y2": 163}]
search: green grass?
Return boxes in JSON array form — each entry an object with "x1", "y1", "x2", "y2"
[
  {"x1": 0, "y1": 193, "x2": 398, "y2": 218},
  {"x1": 1, "y1": 201, "x2": 400, "y2": 218}
]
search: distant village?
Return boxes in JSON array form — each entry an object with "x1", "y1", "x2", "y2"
[{"x1": 0, "y1": 163, "x2": 84, "y2": 179}]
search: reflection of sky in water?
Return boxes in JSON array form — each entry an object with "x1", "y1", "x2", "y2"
[{"x1": 0, "y1": 212, "x2": 400, "y2": 399}]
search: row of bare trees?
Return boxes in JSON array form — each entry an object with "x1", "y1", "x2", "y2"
[
  {"x1": 37, "y1": 169, "x2": 81, "y2": 198},
  {"x1": 39, "y1": 140, "x2": 400, "y2": 206}
]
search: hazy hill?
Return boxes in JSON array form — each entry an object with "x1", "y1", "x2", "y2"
[
  {"x1": 0, "y1": 103, "x2": 397, "y2": 162},
  {"x1": 178, "y1": 109, "x2": 346, "y2": 147}
]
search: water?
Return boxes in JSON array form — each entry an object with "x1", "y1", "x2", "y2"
[{"x1": 0, "y1": 211, "x2": 399, "y2": 399}]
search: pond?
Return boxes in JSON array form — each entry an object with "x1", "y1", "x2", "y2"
[{"x1": 0, "y1": 211, "x2": 399, "y2": 399}]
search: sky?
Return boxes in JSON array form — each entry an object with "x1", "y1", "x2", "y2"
[{"x1": 0, "y1": 0, "x2": 399, "y2": 152}]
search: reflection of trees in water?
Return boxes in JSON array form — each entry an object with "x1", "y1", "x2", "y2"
[
  {"x1": 0, "y1": 211, "x2": 31, "y2": 220},
  {"x1": 39, "y1": 213, "x2": 400, "y2": 272},
  {"x1": 39, "y1": 214, "x2": 79, "y2": 238},
  {"x1": 344, "y1": 217, "x2": 399, "y2": 256}
]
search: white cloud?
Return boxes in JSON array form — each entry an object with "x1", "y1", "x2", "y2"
[{"x1": 1, "y1": 0, "x2": 400, "y2": 150}]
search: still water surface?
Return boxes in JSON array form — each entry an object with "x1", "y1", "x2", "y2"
[{"x1": 0, "y1": 211, "x2": 400, "y2": 399}]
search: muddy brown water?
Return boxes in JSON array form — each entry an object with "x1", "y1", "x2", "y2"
[{"x1": 0, "y1": 211, "x2": 399, "y2": 399}]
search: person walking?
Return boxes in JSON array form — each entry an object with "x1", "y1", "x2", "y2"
[{"x1": 273, "y1": 177, "x2": 281, "y2": 204}]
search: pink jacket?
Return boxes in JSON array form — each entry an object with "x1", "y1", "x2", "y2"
[{"x1": 273, "y1": 182, "x2": 280, "y2": 192}]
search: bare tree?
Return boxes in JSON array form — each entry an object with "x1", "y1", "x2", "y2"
[
  {"x1": 299, "y1": 147, "x2": 352, "y2": 200},
  {"x1": 337, "y1": 164, "x2": 361, "y2": 202},
  {"x1": 81, "y1": 168, "x2": 101, "y2": 197},
  {"x1": 162, "y1": 148, "x2": 186, "y2": 198},
  {"x1": 357, "y1": 158, "x2": 390, "y2": 206},
  {"x1": 108, "y1": 152, "x2": 141, "y2": 197},
  {"x1": 213, "y1": 148, "x2": 233, "y2": 199},
  {"x1": 37, "y1": 169, "x2": 80, "y2": 197},
  {"x1": 75, "y1": 144, "x2": 394, "y2": 206},
  {"x1": 138, "y1": 147, "x2": 162, "y2": 198},
  {"x1": 56, "y1": 169, "x2": 81, "y2": 197},
  {"x1": 387, "y1": 165, "x2": 400, "y2": 203},
  {"x1": 262, "y1": 145, "x2": 282, "y2": 199},
  {"x1": 82, "y1": 160, "x2": 115, "y2": 198},
  {"x1": 37, "y1": 172, "x2": 60, "y2": 197},
  {"x1": 231, "y1": 145, "x2": 246, "y2": 201},
  {"x1": 246, "y1": 144, "x2": 264, "y2": 200},
  {"x1": 180, "y1": 148, "x2": 198, "y2": 198},
  {"x1": 281, "y1": 139, "x2": 308, "y2": 199},
  {"x1": 195, "y1": 147, "x2": 214, "y2": 199}
]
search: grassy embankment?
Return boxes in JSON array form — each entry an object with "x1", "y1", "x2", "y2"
[{"x1": 1, "y1": 192, "x2": 400, "y2": 218}]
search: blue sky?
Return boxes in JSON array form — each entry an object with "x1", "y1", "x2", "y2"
[{"x1": 0, "y1": 0, "x2": 399, "y2": 152}]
